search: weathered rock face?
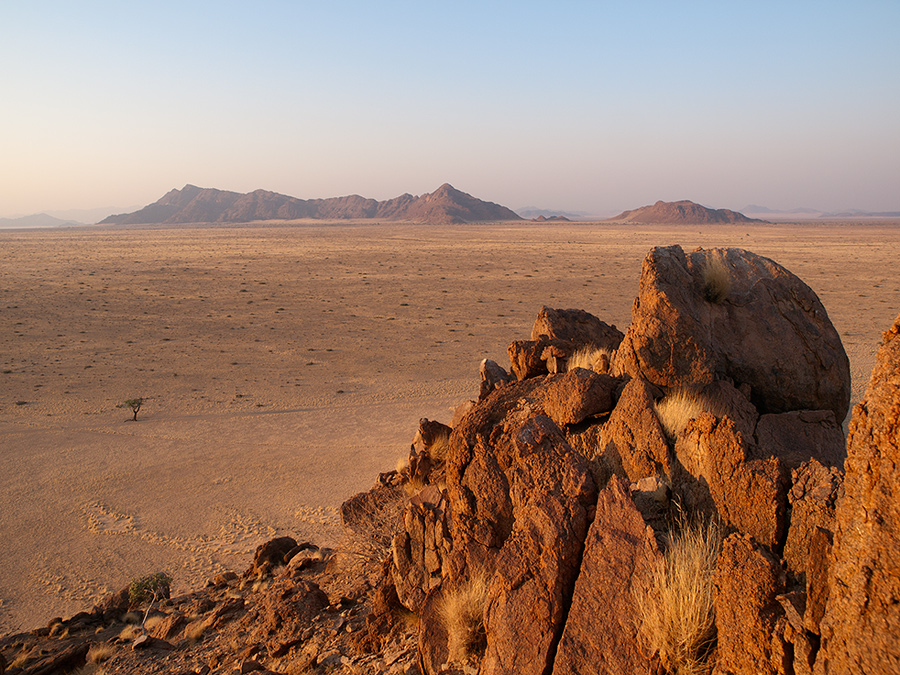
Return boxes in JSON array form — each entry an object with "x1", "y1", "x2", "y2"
[
  {"x1": 530, "y1": 306, "x2": 624, "y2": 350},
  {"x1": 434, "y1": 392, "x2": 597, "y2": 673},
  {"x1": 596, "y1": 376, "x2": 670, "y2": 483},
  {"x1": 552, "y1": 475, "x2": 662, "y2": 674},
  {"x1": 253, "y1": 578, "x2": 328, "y2": 655},
  {"x1": 614, "y1": 245, "x2": 851, "y2": 422},
  {"x1": 538, "y1": 368, "x2": 618, "y2": 427},
  {"x1": 477, "y1": 416, "x2": 596, "y2": 675},
  {"x1": 816, "y1": 313, "x2": 900, "y2": 674},
  {"x1": 674, "y1": 413, "x2": 789, "y2": 550},
  {"x1": 392, "y1": 487, "x2": 451, "y2": 612},
  {"x1": 714, "y1": 534, "x2": 786, "y2": 675},
  {"x1": 782, "y1": 459, "x2": 842, "y2": 580}
]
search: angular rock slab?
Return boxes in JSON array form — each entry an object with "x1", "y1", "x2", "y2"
[
  {"x1": 597, "y1": 376, "x2": 670, "y2": 482},
  {"x1": 614, "y1": 245, "x2": 850, "y2": 422},
  {"x1": 675, "y1": 413, "x2": 789, "y2": 550},
  {"x1": 447, "y1": 414, "x2": 596, "y2": 675},
  {"x1": 816, "y1": 313, "x2": 900, "y2": 673},
  {"x1": 553, "y1": 474, "x2": 662, "y2": 674},
  {"x1": 714, "y1": 534, "x2": 786, "y2": 675}
]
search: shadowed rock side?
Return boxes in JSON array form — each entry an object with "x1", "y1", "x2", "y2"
[
  {"x1": 2, "y1": 249, "x2": 897, "y2": 675},
  {"x1": 101, "y1": 183, "x2": 522, "y2": 225}
]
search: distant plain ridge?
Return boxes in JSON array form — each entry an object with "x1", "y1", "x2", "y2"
[
  {"x1": 100, "y1": 183, "x2": 522, "y2": 226},
  {"x1": 606, "y1": 199, "x2": 764, "y2": 225}
]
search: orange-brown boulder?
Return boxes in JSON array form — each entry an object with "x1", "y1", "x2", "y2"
[
  {"x1": 614, "y1": 245, "x2": 850, "y2": 421},
  {"x1": 507, "y1": 339, "x2": 548, "y2": 380},
  {"x1": 530, "y1": 306, "x2": 624, "y2": 349},
  {"x1": 538, "y1": 368, "x2": 617, "y2": 427},
  {"x1": 552, "y1": 474, "x2": 662, "y2": 674},
  {"x1": 441, "y1": 404, "x2": 595, "y2": 674},
  {"x1": 714, "y1": 534, "x2": 786, "y2": 675},
  {"x1": 478, "y1": 416, "x2": 596, "y2": 675},
  {"x1": 816, "y1": 313, "x2": 900, "y2": 673},
  {"x1": 597, "y1": 376, "x2": 671, "y2": 482}
]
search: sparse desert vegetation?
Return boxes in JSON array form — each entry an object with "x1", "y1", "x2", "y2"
[
  {"x1": 638, "y1": 517, "x2": 723, "y2": 675},
  {"x1": 654, "y1": 389, "x2": 715, "y2": 440},
  {"x1": 702, "y1": 254, "x2": 731, "y2": 303},
  {"x1": 566, "y1": 345, "x2": 614, "y2": 373},
  {"x1": 440, "y1": 574, "x2": 489, "y2": 665}
]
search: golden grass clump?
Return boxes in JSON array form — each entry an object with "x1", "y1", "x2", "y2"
[
  {"x1": 440, "y1": 574, "x2": 489, "y2": 665},
  {"x1": 426, "y1": 429, "x2": 450, "y2": 463},
  {"x1": 638, "y1": 518, "x2": 723, "y2": 675},
  {"x1": 86, "y1": 643, "x2": 116, "y2": 663},
  {"x1": 567, "y1": 345, "x2": 614, "y2": 373},
  {"x1": 653, "y1": 390, "x2": 711, "y2": 441},
  {"x1": 702, "y1": 255, "x2": 731, "y2": 303}
]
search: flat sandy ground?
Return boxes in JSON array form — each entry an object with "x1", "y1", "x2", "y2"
[{"x1": 1, "y1": 221, "x2": 898, "y2": 635}]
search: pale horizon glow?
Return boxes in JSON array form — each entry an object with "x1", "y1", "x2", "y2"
[{"x1": 1, "y1": 1, "x2": 898, "y2": 219}]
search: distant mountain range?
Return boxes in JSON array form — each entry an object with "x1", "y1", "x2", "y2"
[
  {"x1": 0, "y1": 213, "x2": 81, "y2": 229},
  {"x1": 606, "y1": 200, "x2": 763, "y2": 225},
  {"x1": 101, "y1": 184, "x2": 522, "y2": 226}
]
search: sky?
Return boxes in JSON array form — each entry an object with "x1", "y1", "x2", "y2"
[{"x1": 1, "y1": 0, "x2": 898, "y2": 218}]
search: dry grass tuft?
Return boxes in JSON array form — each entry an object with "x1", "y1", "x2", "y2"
[
  {"x1": 654, "y1": 390, "x2": 713, "y2": 441},
  {"x1": 117, "y1": 624, "x2": 140, "y2": 641},
  {"x1": 638, "y1": 517, "x2": 722, "y2": 675},
  {"x1": 87, "y1": 643, "x2": 116, "y2": 663},
  {"x1": 702, "y1": 255, "x2": 731, "y2": 303},
  {"x1": 567, "y1": 345, "x2": 614, "y2": 373},
  {"x1": 426, "y1": 430, "x2": 450, "y2": 463},
  {"x1": 440, "y1": 574, "x2": 489, "y2": 665}
]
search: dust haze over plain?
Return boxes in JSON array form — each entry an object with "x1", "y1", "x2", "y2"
[{"x1": 1, "y1": 1, "x2": 898, "y2": 219}]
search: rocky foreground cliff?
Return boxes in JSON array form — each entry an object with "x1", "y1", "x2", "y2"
[{"x1": 2, "y1": 245, "x2": 898, "y2": 675}]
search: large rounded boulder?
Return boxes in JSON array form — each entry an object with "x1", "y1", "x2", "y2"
[{"x1": 614, "y1": 245, "x2": 851, "y2": 421}]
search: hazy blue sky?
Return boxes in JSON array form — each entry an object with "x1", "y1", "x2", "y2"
[{"x1": 2, "y1": 1, "x2": 898, "y2": 217}]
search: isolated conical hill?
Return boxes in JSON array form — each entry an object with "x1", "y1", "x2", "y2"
[
  {"x1": 607, "y1": 200, "x2": 763, "y2": 224},
  {"x1": 100, "y1": 184, "x2": 521, "y2": 225}
]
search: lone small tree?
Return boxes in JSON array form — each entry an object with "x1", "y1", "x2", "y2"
[
  {"x1": 129, "y1": 572, "x2": 172, "y2": 635},
  {"x1": 124, "y1": 397, "x2": 143, "y2": 421}
]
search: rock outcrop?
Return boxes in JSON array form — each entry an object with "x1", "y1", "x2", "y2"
[
  {"x1": 614, "y1": 245, "x2": 851, "y2": 421},
  {"x1": 7, "y1": 249, "x2": 899, "y2": 675},
  {"x1": 816, "y1": 312, "x2": 900, "y2": 673}
]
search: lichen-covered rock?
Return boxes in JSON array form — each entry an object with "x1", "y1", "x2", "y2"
[
  {"x1": 614, "y1": 245, "x2": 851, "y2": 421},
  {"x1": 553, "y1": 474, "x2": 662, "y2": 674},
  {"x1": 714, "y1": 534, "x2": 786, "y2": 675},
  {"x1": 816, "y1": 313, "x2": 900, "y2": 673},
  {"x1": 755, "y1": 410, "x2": 846, "y2": 470}
]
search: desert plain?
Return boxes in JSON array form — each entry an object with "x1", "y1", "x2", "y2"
[{"x1": 1, "y1": 220, "x2": 898, "y2": 636}]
